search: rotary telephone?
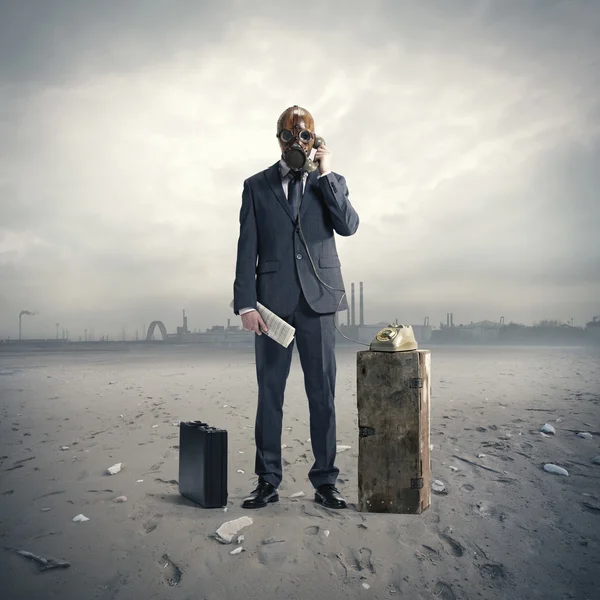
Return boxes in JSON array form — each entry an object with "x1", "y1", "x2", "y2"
[{"x1": 369, "y1": 321, "x2": 418, "y2": 352}]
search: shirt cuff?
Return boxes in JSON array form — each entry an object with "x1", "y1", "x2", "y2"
[
  {"x1": 239, "y1": 307, "x2": 256, "y2": 315},
  {"x1": 317, "y1": 171, "x2": 332, "y2": 178}
]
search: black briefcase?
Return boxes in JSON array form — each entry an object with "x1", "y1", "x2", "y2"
[{"x1": 178, "y1": 421, "x2": 228, "y2": 508}]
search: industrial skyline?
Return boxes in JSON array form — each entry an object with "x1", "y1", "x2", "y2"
[{"x1": 4, "y1": 280, "x2": 597, "y2": 343}]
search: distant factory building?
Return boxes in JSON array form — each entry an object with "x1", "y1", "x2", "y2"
[
  {"x1": 457, "y1": 320, "x2": 504, "y2": 342},
  {"x1": 334, "y1": 282, "x2": 432, "y2": 344}
]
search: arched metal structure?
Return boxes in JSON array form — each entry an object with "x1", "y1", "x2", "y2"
[{"x1": 146, "y1": 321, "x2": 168, "y2": 341}]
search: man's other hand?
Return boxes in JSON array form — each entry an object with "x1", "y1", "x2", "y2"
[{"x1": 241, "y1": 311, "x2": 268, "y2": 335}]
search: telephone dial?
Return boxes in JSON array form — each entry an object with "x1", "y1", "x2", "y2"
[{"x1": 369, "y1": 321, "x2": 418, "y2": 352}]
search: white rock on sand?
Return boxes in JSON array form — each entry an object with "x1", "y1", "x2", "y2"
[
  {"x1": 432, "y1": 480, "x2": 447, "y2": 494},
  {"x1": 106, "y1": 462, "x2": 122, "y2": 475},
  {"x1": 72, "y1": 514, "x2": 89, "y2": 522},
  {"x1": 214, "y1": 517, "x2": 253, "y2": 544},
  {"x1": 543, "y1": 464, "x2": 569, "y2": 476}
]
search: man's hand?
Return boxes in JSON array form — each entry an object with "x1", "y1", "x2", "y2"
[
  {"x1": 314, "y1": 143, "x2": 332, "y2": 175},
  {"x1": 241, "y1": 310, "x2": 268, "y2": 335}
]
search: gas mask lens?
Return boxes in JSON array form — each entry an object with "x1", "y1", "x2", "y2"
[{"x1": 279, "y1": 129, "x2": 313, "y2": 144}]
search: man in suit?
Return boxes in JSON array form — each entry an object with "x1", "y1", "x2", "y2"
[{"x1": 232, "y1": 105, "x2": 359, "y2": 509}]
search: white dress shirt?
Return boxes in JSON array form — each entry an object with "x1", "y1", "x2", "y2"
[{"x1": 239, "y1": 160, "x2": 331, "y2": 316}]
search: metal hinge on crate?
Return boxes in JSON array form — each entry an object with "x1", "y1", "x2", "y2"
[{"x1": 359, "y1": 426, "x2": 376, "y2": 438}]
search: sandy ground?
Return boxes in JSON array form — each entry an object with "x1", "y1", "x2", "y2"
[{"x1": 1, "y1": 343, "x2": 599, "y2": 600}]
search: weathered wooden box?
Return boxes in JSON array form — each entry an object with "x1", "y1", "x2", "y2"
[{"x1": 356, "y1": 349, "x2": 431, "y2": 513}]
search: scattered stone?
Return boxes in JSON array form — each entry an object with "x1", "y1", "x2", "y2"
[
  {"x1": 323, "y1": 530, "x2": 330, "y2": 537},
  {"x1": 107, "y1": 463, "x2": 122, "y2": 475},
  {"x1": 290, "y1": 491, "x2": 305, "y2": 498},
  {"x1": 591, "y1": 456, "x2": 600, "y2": 465},
  {"x1": 72, "y1": 514, "x2": 89, "y2": 522},
  {"x1": 115, "y1": 496, "x2": 127, "y2": 503},
  {"x1": 541, "y1": 424, "x2": 555, "y2": 435},
  {"x1": 60, "y1": 446, "x2": 69, "y2": 451},
  {"x1": 136, "y1": 479, "x2": 143, "y2": 483},
  {"x1": 261, "y1": 537, "x2": 285, "y2": 545},
  {"x1": 152, "y1": 425, "x2": 158, "y2": 428},
  {"x1": 237, "y1": 469, "x2": 245, "y2": 474},
  {"x1": 237, "y1": 535, "x2": 244, "y2": 544},
  {"x1": 432, "y1": 480, "x2": 447, "y2": 494},
  {"x1": 449, "y1": 466, "x2": 458, "y2": 472},
  {"x1": 540, "y1": 432, "x2": 551, "y2": 438},
  {"x1": 15, "y1": 549, "x2": 70, "y2": 571},
  {"x1": 229, "y1": 546, "x2": 244, "y2": 555},
  {"x1": 362, "y1": 583, "x2": 371, "y2": 589},
  {"x1": 215, "y1": 516, "x2": 253, "y2": 544},
  {"x1": 577, "y1": 432, "x2": 593, "y2": 439},
  {"x1": 543, "y1": 464, "x2": 569, "y2": 476},
  {"x1": 477, "y1": 454, "x2": 486, "y2": 458},
  {"x1": 358, "y1": 523, "x2": 368, "y2": 529},
  {"x1": 41, "y1": 508, "x2": 51, "y2": 512},
  {"x1": 337, "y1": 445, "x2": 352, "y2": 453}
]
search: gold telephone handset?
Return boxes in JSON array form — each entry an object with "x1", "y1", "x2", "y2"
[{"x1": 302, "y1": 135, "x2": 326, "y2": 173}]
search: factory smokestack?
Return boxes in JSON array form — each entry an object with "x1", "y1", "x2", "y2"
[
  {"x1": 359, "y1": 281, "x2": 364, "y2": 326},
  {"x1": 351, "y1": 283, "x2": 355, "y2": 326}
]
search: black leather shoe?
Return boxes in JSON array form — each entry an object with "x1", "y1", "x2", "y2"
[
  {"x1": 241, "y1": 479, "x2": 279, "y2": 509},
  {"x1": 314, "y1": 484, "x2": 347, "y2": 509}
]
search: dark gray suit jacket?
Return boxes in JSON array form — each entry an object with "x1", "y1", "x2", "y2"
[{"x1": 233, "y1": 161, "x2": 359, "y2": 317}]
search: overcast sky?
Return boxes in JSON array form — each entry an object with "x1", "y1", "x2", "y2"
[{"x1": 1, "y1": 0, "x2": 599, "y2": 340}]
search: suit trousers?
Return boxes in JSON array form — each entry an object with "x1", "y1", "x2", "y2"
[{"x1": 254, "y1": 290, "x2": 339, "y2": 489}]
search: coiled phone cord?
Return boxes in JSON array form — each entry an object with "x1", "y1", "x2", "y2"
[{"x1": 296, "y1": 193, "x2": 369, "y2": 347}]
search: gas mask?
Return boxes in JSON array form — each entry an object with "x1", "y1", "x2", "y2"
[{"x1": 276, "y1": 105, "x2": 325, "y2": 173}]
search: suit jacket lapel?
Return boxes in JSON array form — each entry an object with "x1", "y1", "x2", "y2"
[
  {"x1": 264, "y1": 162, "x2": 320, "y2": 224},
  {"x1": 264, "y1": 162, "x2": 294, "y2": 222}
]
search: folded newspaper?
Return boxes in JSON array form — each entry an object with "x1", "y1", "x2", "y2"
[{"x1": 229, "y1": 299, "x2": 295, "y2": 348}]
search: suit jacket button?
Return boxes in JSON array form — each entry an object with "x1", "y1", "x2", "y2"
[{"x1": 296, "y1": 253, "x2": 302, "y2": 259}]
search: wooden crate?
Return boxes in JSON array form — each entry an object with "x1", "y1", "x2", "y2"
[{"x1": 356, "y1": 349, "x2": 431, "y2": 513}]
